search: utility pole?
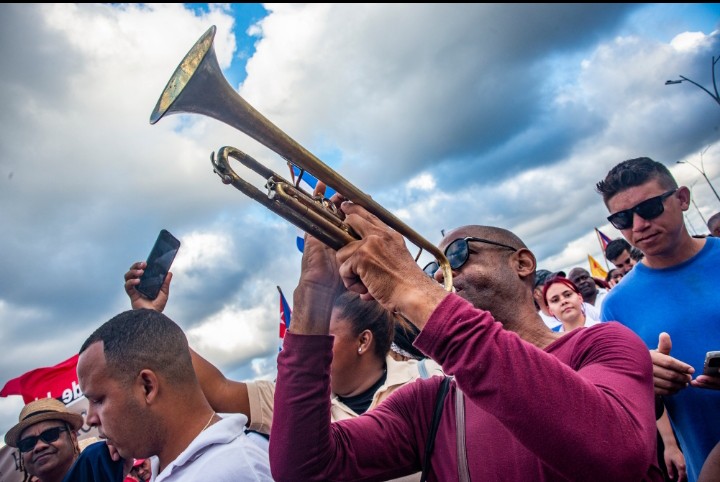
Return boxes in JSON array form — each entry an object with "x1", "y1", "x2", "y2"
[
  {"x1": 665, "y1": 54, "x2": 720, "y2": 106},
  {"x1": 676, "y1": 146, "x2": 720, "y2": 204}
]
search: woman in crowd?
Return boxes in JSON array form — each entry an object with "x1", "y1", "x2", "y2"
[
  {"x1": 124, "y1": 261, "x2": 441, "y2": 481},
  {"x1": 542, "y1": 275, "x2": 600, "y2": 333}
]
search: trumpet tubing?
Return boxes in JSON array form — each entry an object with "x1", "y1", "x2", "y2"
[{"x1": 150, "y1": 25, "x2": 452, "y2": 291}]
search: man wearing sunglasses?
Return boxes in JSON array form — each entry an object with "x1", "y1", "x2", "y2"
[
  {"x1": 4, "y1": 398, "x2": 82, "y2": 482},
  {"x1": 4, "y1": 397, "x2": 126, "y2": 482},
  {"x1": 269, "y1": 201, "x2": 662, "y2": 481},
  {"x1": 597, "y1": 157, "x2": 720, "y2": 482}
]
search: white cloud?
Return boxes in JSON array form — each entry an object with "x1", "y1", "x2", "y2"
[{"x1": 1, "y1": 3, "x2": 718, "y2": 441}]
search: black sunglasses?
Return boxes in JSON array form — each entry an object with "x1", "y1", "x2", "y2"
[
  {"x1": 18, "y1": 426, "x2": 69, "y2": 453},
  {"x1": 607, "y1": 189, "x2": 677, "y2": 230},
  {"x1": 423, "y1": 237, "x2": 518, "y2": 277}
]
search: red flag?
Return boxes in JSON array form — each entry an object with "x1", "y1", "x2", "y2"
[{"x1": 0, "y1": 354, "x2": 82, "y2": 405}]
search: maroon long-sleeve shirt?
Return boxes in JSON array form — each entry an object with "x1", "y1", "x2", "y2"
[{"x1": 270, "y1": 294, "x2": 662, "y2": 481}]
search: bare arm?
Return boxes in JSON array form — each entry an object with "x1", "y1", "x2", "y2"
[
  {"x1": 657, "y1": 410, "x2": 686, "y2": 482},
  {"x1": 124, "y1": 261, "x2": 253, "y2": 419},
  {"x1": 190, "y1": 348, "x2": 252, "y2": 417}
]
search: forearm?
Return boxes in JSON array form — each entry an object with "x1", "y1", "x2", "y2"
[
  {"x1": 416, "y1": 295, "x2": 657, "y2": 480},
  {"x1": 269, "y1": 334, "x2": 335, "y2": 481},
  {"x1": 269, "y1": 333, "x2": 417, "y2": 481},
  {"x1": 289, "y1": 281, "x2": 335, "y2": 335},
  {"x1": 657, "y1": 410, "x2": 678, "y2": 449},
  {"x1": 191, "y1": 348, "x2": 251, "y2": 417}
]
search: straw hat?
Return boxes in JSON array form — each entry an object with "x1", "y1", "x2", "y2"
[{"x1": 4, "y1": 398, "x2": 84, "y2": 447}]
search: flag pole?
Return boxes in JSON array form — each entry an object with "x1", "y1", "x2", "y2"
[{"x1": 594, "y1": 228, "x2": 610, "y2": 270}]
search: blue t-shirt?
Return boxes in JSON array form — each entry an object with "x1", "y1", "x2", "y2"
[
  {"x1": 601, "y1": 237, "x2": 720, "y2": 482},
  {"x1": 62, "y1": 441, "x2": 125, "y2": 482}
]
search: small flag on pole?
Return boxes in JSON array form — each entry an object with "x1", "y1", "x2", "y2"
[
  {"x1": 277, "y1": 286, "x2": 292, "y2": 350},
  {"x1": 588, "y1": 254, "x2": 608, "y2": 280},
  {"x1": 289, "y1": 165, "x2": 336, "y2": 252},
  {"x1": 594, "y1": 227, "x2": 612, "y2": 252}
]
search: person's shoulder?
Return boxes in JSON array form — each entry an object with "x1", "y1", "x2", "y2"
[
  {"x1": 180, "y1": 437, "x2": 272, "y2": 480},
  {"x1": 701, "y1": 236, "x2": 720, "y2": 257},
  {"x1": 63, "y1": 441, "x2": 124, "y2": 482},
  {"x1": 380, "y1": 372, "x2": 446, "y2": 409},
  {"x1": 573, "y1": 321, "x2": 648, "y2": 353}
]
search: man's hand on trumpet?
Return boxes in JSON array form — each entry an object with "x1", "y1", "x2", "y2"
[{"x1": 335, "y1": 201, "x2": 449, "y2": 331}]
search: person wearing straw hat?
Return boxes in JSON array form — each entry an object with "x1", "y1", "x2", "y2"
[
  {"x1": 4, "y1": 397, "x2": 128, "y2": 482},
  {"x1": 4, "y1": 398, "x2": 83, "y2": 482}
]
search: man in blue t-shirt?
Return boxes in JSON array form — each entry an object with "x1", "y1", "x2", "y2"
[{"x1": 597, "y1": 157, "x2": 720, "y2": 482}]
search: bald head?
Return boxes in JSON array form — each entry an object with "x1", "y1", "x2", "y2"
[
  {"x1": 436, "y1": 225, "x2": 537, "y2": 319},
  {"x1": 440, "y1": 225, "x2": 527, "y2": 251}
]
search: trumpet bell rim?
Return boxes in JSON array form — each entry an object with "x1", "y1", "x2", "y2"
[{"x1": 149, "y1": 25, "x2": 217, "y2": 125}]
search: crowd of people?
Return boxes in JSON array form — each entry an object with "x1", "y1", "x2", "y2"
[{"x1": 3, "y1": 156, "x2": 718, "y2": 482}]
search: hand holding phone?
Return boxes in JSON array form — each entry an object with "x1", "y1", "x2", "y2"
[
  {"x1": 136, "y1": 229, "x2": 181, "y2": 300},
  {"x1": 703, "y1": 351, "x2": 720, "y2": 376}
]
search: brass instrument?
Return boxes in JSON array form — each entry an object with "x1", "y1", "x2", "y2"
[{"x1": 150, "y1": 25, "x2": 452, "y2": 290}]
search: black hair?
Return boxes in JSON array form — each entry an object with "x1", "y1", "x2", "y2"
[
  {"x1": 333, "y1": 291, "x2": 394, "y2": 360},
  {"x1": 80, "y1": 309, "x2": 195, "y2": 386},
  {"x1": 605, "y1": 238, "x2": 631, "y2": 261},
  {"x1": 707, "y1": 212, "x2": 720, "y2": 234},
  {"x1": 392, "y1": 316, "x2": 425, "y2": 360},
  {"x1": 630, "y1": 247, "x2": 644, "y2": 261},
  {"x1": 596, "y1": 157, "x2": 678, "y2": 204}
]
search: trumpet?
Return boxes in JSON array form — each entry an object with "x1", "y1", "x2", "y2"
[{"x1": 150, "y1": 25, "x2": 452, "y2": 291}]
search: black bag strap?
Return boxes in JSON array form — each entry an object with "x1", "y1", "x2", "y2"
[{"x1": 420, "y1": 376, "x2": 452, "y2": 482}]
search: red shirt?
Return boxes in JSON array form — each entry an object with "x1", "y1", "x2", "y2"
[{"x1": 270, "y1": 294, "x2": 663, "y2": 481}]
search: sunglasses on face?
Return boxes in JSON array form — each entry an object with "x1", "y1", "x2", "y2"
[
  {"x1": 607, "y1": 189, "x2": 677, "y2": 230},
  {"x1": 18, "y1": 426, "x2": 69, "y2": 453},
  {"x1": 423, "y1": 237, "x2": 518, "y2": 277}
]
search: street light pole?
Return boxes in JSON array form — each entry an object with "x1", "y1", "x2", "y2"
[
  {"x1": 665, "y1": 55, "x2": 720, "y2": 106},
  {"x1": 677, "y1": 157, "x2": 720, "y2": 204}
]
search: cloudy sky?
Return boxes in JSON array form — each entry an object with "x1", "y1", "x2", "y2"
[{"x1": 1, "y1": 3, "x2": 719, "y2": 439}]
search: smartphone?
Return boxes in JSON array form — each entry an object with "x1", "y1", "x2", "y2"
[
  {"x1": 136, "y1": 229, "x2": 181, "y2": 300},
  {"x1": 703, "y1": 351, "x2": 720, "y2": 376}
]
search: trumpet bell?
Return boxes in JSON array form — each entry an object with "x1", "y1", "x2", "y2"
[{"x1": 150, "y1": 25, "x2": 453, "y2": 291}]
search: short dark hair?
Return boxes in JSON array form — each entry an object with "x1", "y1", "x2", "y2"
[
  {"x1": 708, "y1": 212, "x2": 720, "y2": 234},
  {"x1": 80, "y1": 309, "x2": 195, "y2": 386},
  {"x1": 630, "y1": 247, "x2": 644, "y2": 261},
  {"x1": 596, "y1": 157, "x2": 678, "y2": 204},
  {"x1": 333, "y1": 291, "x2": 394, "y2": 360},
  {"x1": 605, "y1": 238, "x2": 631, "y2": 261}
]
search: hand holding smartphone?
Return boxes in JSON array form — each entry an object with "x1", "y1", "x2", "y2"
[
  {"x1": 703, "y1": 351, "x2": 720, "y2": 376},
  {"x1": 136, "y1": 229, "x2": 181, "y2": 300}
]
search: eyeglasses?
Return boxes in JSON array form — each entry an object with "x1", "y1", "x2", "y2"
[
  {"x1": 18, "y1": 426, "x2": 69, "y2": 453},
  {"x1": 423, "y1": 237, "x2": 518, "y2": 277},
  {"x1": 607, "y1": 189, "x2": 677, "y2": 230}
]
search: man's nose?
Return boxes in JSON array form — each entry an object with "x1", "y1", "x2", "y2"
[
  {"x1": 632, "y1": 211, "x2": 650, "y2": 231},
  {"x1": 33, "y1": 438, "x2": 50, "y2": 452}
]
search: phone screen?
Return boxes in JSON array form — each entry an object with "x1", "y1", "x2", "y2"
[
  {"x1": 136, "y1": 229, "x2": 181, "y2": 300},
  {"x1": 703, "y1": 351, "x2": 720, "y2": 376}
]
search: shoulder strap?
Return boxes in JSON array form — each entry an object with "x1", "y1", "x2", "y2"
[
  {"x1": 420, "y1": 376, "x2": 451, "y2": 482},
  {"x1": 455, "y1": 388, "x2": 471, "y2": 482}
]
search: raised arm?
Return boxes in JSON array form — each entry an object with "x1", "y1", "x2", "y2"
[{"x1": 124, "y1": 261, "x2": 254, "y2": 420}]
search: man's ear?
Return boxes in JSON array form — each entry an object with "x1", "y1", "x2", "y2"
[
  {"x1": 514, "y1": 248, "x2": 536, "y2": 279},
  {"x1": 137, "y1": 369, "x2": 160, "y2": 404},
  {"x1": 676, "y1": 186, "x2": 691, "y2": 212}
]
